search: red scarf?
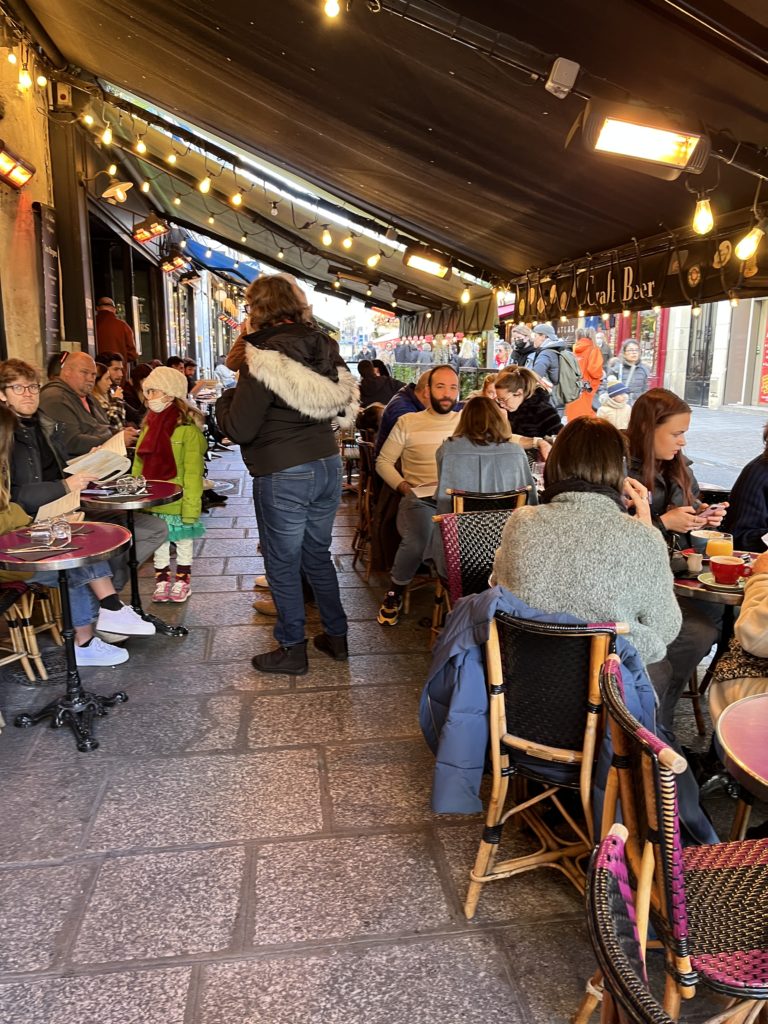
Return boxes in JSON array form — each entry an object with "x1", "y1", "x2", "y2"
[{"x1": 137, "y1": 405, "x2": 180, "y2": 480}]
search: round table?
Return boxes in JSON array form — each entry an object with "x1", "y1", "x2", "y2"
[
  {"x1": 716, "y1": 692, "x2": 768, "y2": 839},
  {"x1": 0, "y1": 521, "x2": 131, "y2": 752},
  {"x1": 80, "y1": 480, "x2": 187, "y2": 637}
]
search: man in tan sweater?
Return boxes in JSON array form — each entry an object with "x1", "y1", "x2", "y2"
[{"x1": 375, "y1": 365, "x2": 460, "y2": 625}]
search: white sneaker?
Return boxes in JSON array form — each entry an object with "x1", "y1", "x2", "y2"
[
  {"x1": 75, "y1": 636, "x2": 129, "y2": 667},
  {"x1": 96, "y1": 605, "x2": 156, "y2": 637}
]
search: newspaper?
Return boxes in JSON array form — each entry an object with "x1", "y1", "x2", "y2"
[
  {"x1": 34, "y1": 488, "x2": 82, "y2": 523},
  {"x1": 63, "y1": 432, "x2": 130, "y2": 483}
]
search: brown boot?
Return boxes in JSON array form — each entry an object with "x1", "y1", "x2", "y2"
[{"x1": 252, "y1": 593, "x2": 277, "y2": 615}]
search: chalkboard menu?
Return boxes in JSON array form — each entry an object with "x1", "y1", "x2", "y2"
[{"x1": 33, "y1": 202, "x2": 61, "y2": 355}]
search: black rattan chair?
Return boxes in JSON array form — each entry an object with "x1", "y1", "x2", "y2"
[
  {"x1": 464, "y1": 612, "x2": 626, "y2": 920},
  {"x1": 587, "y1": 825, "x2": 675, "y2": 1024},
  {"x1": 352, "y1": 440, "x2": 377, "y2": 577},
  {"x1": 446, "y1": 485, "x2": 530, "y2": 513},
  {"x1": 601, "y1": 655, "x2": 768, "y2": 1022}
]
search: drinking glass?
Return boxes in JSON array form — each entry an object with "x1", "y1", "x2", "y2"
[
  {"x1": 29, "y1": 520, "x2": 55, "y2": 547},
  {"x1": 51, "y1": 518, "x2": 72, "y2": 545},
  {"x1": 706, "y1": 532, "x2": 733, "y2": 557}
]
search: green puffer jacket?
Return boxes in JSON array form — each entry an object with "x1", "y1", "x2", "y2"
[{"x1": 132, "y1": 421, "x2": 207, "y2": 523}]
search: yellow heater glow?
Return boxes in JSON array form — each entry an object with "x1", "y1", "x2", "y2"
[
  {"x1": 403, "y1": 245, "x2": 451, "y2": 279},
  {"x1": 0, "y1": 142, "x2": 36, "y2": 189},
  {"x1": 594, "y1": 118, "x2": 701, "y2": 168}
]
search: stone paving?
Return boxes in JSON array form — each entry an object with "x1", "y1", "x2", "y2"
[
  {"x1": 686, "y1": 405, "x2": 766, "y2": 488},
  {"x1": 0, "y1": 448, "x2": 762, "y2": 1024}
]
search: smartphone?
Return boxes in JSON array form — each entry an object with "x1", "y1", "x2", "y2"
[{"x1": 705, "y1": 503, "x2": 724, "y2": 519}]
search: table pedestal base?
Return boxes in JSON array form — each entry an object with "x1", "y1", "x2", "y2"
[
  {"x1": 137, "y1": 608, "x2": 188, "y2": 638},
  {"x1": 125, "y1": 511, "x2": 188, "y2": 637},
  {"x1": 15, "y1": 689, "x2": 128, "y2": 752}
]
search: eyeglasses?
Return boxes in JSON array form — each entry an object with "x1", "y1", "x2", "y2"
[{"x1": 5, "y1": 383, "x2": 40, "y2": 395}]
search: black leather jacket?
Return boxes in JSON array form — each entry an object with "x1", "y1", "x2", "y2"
[{"x1": 10, "y1": 412, "x2": 70, "y2": 515}]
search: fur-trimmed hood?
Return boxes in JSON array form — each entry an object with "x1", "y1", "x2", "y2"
[{"x1": 244, "y1": 345, "x2": 359, "y2": 430}]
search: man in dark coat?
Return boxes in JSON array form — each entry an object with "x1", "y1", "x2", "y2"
[{"x1": 95, "y1": 298, "x2": 139, "y2": 366}]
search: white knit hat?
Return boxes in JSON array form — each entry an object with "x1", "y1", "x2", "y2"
[{"x1": 143, "y1": 366, "x2": 188, "y2": 402}]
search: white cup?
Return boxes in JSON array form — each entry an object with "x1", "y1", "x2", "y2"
[{"x1": 686, "y1": 552, "x2": 703, "y2": 574}]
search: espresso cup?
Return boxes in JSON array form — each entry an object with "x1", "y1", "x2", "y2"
[
  {"x1": 690, "y1": 529, "x2": 722, "y2": 554},
  {"x1": 686, "y1": 552, "x2": 703, "y2": 574},
  {"x1": 710, "y1": 555, "x2": 745, "y2": 585}
]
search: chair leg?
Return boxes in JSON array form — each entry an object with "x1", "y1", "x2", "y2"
[
  {"x1": 684, "y1": 670, "x2": 706, "y2": 736},
  {"x1": 464, "y1": 757, "x2": 511, "y2": 920},
  {"x1": 18, "y1": 592, "x2": 48, "y2": 680},
  {"x1": 3, "y1": 609, "x2": 35, "y2": 682},
  {"x1": 572, "y1": 970, "x2": 603, "y2": 1024}
]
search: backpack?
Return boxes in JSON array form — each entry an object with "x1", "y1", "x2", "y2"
[{"x1": 553, "y1": 349, "x2": 583, "y2": 406}]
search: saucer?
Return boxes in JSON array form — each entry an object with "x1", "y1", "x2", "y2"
[{"x1": 698, "y1": 572, "x2": 746, "y2": 593}]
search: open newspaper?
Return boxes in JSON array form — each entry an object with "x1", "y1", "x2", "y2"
[{"x1": 35, "y1": 433, "x2": 130, "y2": 522}]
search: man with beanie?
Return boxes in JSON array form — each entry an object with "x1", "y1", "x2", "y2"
[{"x1": 526, "y1": 323, "x2": 567, "y2": 412}]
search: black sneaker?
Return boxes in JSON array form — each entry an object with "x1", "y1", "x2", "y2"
[
  {"x1": 251, "y1": 642, "x2": 308, "y2": 676},
  {"x1": 313, "y1": 633, "x2": 349, "y2": 661},
  {"x1": 377, "y1": 590, "x2": 403, "y2": 627}
]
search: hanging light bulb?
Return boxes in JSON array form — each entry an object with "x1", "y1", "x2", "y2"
[
  {"x1": 36, "y1": 73, "x2": 48, "y2": 88},
  {"x1": 7, "y1": 52, "x2": 17, "y2": 66},
  {"x1": 333, "y1": 278, "x2": 341, "y2": 289},
  {"x1": 231, "y1": 191, "x2": 243, "y2": 207},
  {"x1": 140, "y1": 181, "x2": 150, "y2": 193},
  {"x1": 208, "y1": 215, "x2": 215, "y2": 225},
  {"x1": 107, "y1": 163, "x2": 117, "y2": 176},
  {"x1": 367, "y1": 252, "x2": 381, "y2": 268},
  {"x1": 166, "y1": 153, "x2": 177, "y2": 165},
  {"x1": 205, "y1": 248, "x2": 212, "y2": 258},
  {"x1": 83, "y1": 113, "x2": 94, "y2": 127},
  {"x1": 240, "y1": 234, "x2": 247, "y2": 244},
  {"x1": 729, "y1": 292, "x2": 740, "y2": 308},
  {"x1": 559, "y1": 314, "x2": 567, "y2": 323},
  {"x1": 366, "y1": 286, "x2": 372, "y2": 296},
  {"x1": 271, "y1": 201, "x2": 279, "y2": 216},
  {"x1": 691, "y1": 303, "x2": 701, "y2": 318},
  {"x1": 321, "y1": 226, "x2": 333, "y2": 246},
  {"x1": 577, "y1": 307, "x2": 586, "y2": 318},
  {"x1": 342, "y1": 234, "x2": 353, "y2": 250},
  {"x1": 198, "y1": 175, "x2": 211, "y2": 194},
  {"x1": 233, "y1": 261, "x2": 239, "y2": 270},
  {"x1": 392, "y1": 299, "x2": 398, "y2": 308},
  {"x1": 135, "y1": 138, "x2": 147, "y2": 155},
  {"x1": 622, "y1": 308, "x2": 631, "y2": 318},
  {"x1": 460, "y1": 287, "x2": 470, "y2": 304},
  {"x1": 101, "y1": 124, "x2": 113, "y2": 145},
  {"x1": 735, "y1": 219, "x2": 767, "y2": 261},
  {"x1": 18, "y1": 64, "x2": 32, "y2": 91},
  {"x1": 653, "y1": 303, "x2": 662, "y2": 314},
  {"x1": 602, "y1": 312, "x2": 610, "y2": 322},
  {"x1": 692, "y1": 196, "x2": 714, "y2": 235},
  {"x1": 324, "y1": 0, "x2": 341, "y2": 17},
  {"x1": 277, "y1": 249, "x2": 285, "y2": 260},
  {"x1": 425, "y1": 311, "x2": 432, "y2": 319},
  {"x1": 179, "y1": 239, "x2": 187, "y2": 249},
  {"x1": 173, "y1": 196, "x2": 181, "y2": 206}
]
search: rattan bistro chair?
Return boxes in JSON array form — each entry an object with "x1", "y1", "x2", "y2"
[
  {"x1": 446, "y1": 485, "x2": 530, "y2": 514},
  {"x1": 464, "y1": 613, "x2": 627, "y2": 920},
  {"x1": 601, "y1": 655, "x2": 768, "y2": 1023},
  {"x1": 586, "y1": 825, "x2": 676, "y2": 1024},
  {"x1": 352, "y1": 440, "x2": 377, "y2": 577}
]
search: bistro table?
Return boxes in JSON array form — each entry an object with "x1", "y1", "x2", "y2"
[
  {"x1": 80, "y1": 480, "x2": 188, "y2": 637},
  {"x1": 0, "y1": 521, "x2": 131, "y2": 752},
  {"x1": 716, "y1": 692, "x2": 768, "y2": 840}
]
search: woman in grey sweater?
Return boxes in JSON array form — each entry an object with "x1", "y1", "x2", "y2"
[{"x1": 492, "y1": 418, "x2": 681, "y2": 668}]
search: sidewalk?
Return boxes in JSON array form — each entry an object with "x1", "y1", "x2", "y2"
[{"x1": 686, "y1": 405, "x2": 765, "y2": 488}]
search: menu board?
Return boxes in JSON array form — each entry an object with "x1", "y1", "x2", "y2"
[{"x1": 33, "y1": 202, "x2": 62, "y2": 355}]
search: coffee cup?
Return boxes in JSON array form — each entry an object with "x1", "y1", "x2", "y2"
[
  {"x1": 686, "y1": 552, "x2": 703, "y2": 574},
  {"x1": 690, "y1": 529, "x2": 722, "y2": 554},
  {"x1": 710, "y1": 555, "x2": 745, "y2": 585}
]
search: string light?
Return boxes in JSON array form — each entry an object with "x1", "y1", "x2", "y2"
[
  {"x1": 324, "y1": 0, "x2": 341, "y2": 16},
  {"x1": 653, "y1": 304, "x2": 662, "y2": 314},
  {"x1": 6, "y1": 52, "x2": 17, "y2": 65},
  {"x1": 107, "y1": 163, "x2": 117, "y2": 176},
  {"x1": 425, "y1": 311, "x2": 432, "y2": 319},
  {"x1": 198, "y1": 175, "x2": 211, "y2": 194},
  {"x1": 208, "y1": 215, "x2": 215, "y2": 225},
  {"x1": 140, "y1": 181, "x2": 150, "y2": 193},
  {"x1": 231, "y1": 191, "x2": 243, "y2": 206},
  {"x1": 729, "y1": 292, "x2": 740, "y2": 307},
  {"x1": 101, "y1": 125, "x2": 113, "y2": 145},
  {"x1": 691, "y1": 303, "x2": 701, "y2": 318},
  {"x1": 392, "y1": 300, "x2": 398, "y2": 308},
  {"x1": 179, "y1": 239, "x2": 187, "y2": 249},
  {"x1": 333, "y1": 277, "x2": 341, "y2": 289},
  {"x1": 622, "y1": 308, "x2": 631, "y2": 318},
  {"x1": 204, "y1": 248, "x2": 212, "y2": 258},
  {"x1": 460, "y1": 287, "x2": 470, "y2": 304},
  {"x1": 166, "y1": 153, "x2": 177, "y2": 165},
  {"x1": 83, "y1": 113, "x2": 94, "y2": 126},
  {"x1": 366, "y1": 286, "x2": 372, "y2": 296},
  {"x1": 560, "y1": 314, "x2": 567, "y2": 323},
  {"x1": 367, "y1": 252, "x2": 381, "y2": 268},
  {"x1": 173, "y1": 196, "x2": 181, "y2": 206},
  {"x1": 602, "y1": 312, "x2": 610, "y2": 322},
  {"x1": 277, "y1": 249, "x2": 285, "y2": 260},
  {"x1": 240, "y1": 234, "x2": 247, "y2": 243},
  {"x1": 735, "y1": 219, "x2": 767, "y2": 261},
  {"x1": 692, "y1": 196, "x2": 713, "y2": 235},
  {"x1": 342, "y1": 234, "x2": 353, "y2": 249},
  {"x1": 233, "y1": 261, "x2": 239, "y2": 270},
  {"x1": 135, "y1": 139, "x2": 147, "y2": 155},
  {"x1": 577, "y1": 307, "x2": 585, "y2": 317},
  {"x1": 36, "y1": 73, "x2": 47, "y2": 88},
  {"x1": 17, "y1": 64, "x2": 32, "y2": 91},
  {"x1": 321, "y1": 226, "x2": 333, "y2": 246},
  {"x1": 271, "y1": 201, "x2": 279, "y2": 216}
]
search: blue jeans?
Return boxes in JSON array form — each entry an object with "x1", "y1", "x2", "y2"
[
  {"x1": 253, "y1": 455, "x2": 348, "y2": 647},
  {"x1": 31, "y1": 561, "x2": 112, "y2": 628}
]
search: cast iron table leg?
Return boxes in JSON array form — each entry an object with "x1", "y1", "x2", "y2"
[
  {"x1": 126, "y1": 509, "x2": 188, "y2": 637},
  {"x1": 14, "y1": 570, "x2": 128, "y2": 752}
]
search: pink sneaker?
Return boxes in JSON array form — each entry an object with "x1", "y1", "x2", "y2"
[
  {"x1": 153, "y1": 578, "x2": 171, "y2": 603},
  {"x1": 169, "y1": 578, "x2": 191, "y2": 603}
]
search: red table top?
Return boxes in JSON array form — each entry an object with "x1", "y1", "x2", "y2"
[
  {"x1": 716, "y1": 693, "x2": 768, "y2": 802},
  {"x1": 80, "y1": 480, "x2": 182, "y2": 512},
  {"x1": 0, "y1": 521, "x2": 131, "y2": 572}
]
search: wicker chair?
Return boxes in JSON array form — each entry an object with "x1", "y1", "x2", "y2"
[
  {"x1": 445, "y1": 485, "x2": 530, "y2": 514},
  {"x1": 586, "y1": 825, "x2": 675, "y2": 1024},
  {"x1": 430, "y1": 506, "x2": 520, "y2": 640},
  {"x1": 352, "y1": 440, "x2": 377, "y2": 577},
  {"x1": 464, "y1": 613, "x2": 626, "y2": 920},
  {"x1": 600, "y1": 654, "x2": 768, "y2": 1022},
  {"x1": 0, "y1": 582, "x2": 37, "y2": 682}
]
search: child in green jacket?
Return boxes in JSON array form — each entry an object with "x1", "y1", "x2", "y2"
[{"x1": 133, "y1": 366, "x2": 207, "y2": 603}]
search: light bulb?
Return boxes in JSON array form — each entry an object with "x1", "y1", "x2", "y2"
[
  {"x1": 392, "y1": 300, "x2": 398, "y2": 308},
  {"x1": 271, "y1": 202, "x2": 279, "y2": 216},
  {"x1": 179, "y1": 239, "x2": 187, "y2": 249},
  {"x1": 208, "y1": 215, "x2": 215, "y2": 225},
  {"x1": 140, "y1": 181, "x2": 150, "y2": 193},
  {"x1": 166, "y1": 153, "x2": 177, "y2": 164},
  {"x1": 83, "y1": 113, "x2": 94, "y2": 126},
  {"x1": 107, "y1": 163, "x2": 117, "y2": 176},
  {"x1": 198, "y1": 176, "x2": 211, "y2": 194},
  {"x1": 602, "y1": 312, "x2": 610, "y2": 322},
  {"x1": 622, "y1": 308, "x2": 630, "y2": 318},
  {"x1": 321, "y1": 227, "x2": 332, "y2": 246},
  {"x1": 366, "y1": 286, "x2": 372, "y2": 296},
  {"x1": 7, "y1": 52, "x2": 17, "y2": 65},
  {"x1": 460, "y1": 287, "x2": 470, "y2": 304},
  {"x1": 240, "y1": 234, "x2": 247, "y2": 244},
  {"x1": 342, "y1": 235, "x2": 353, "y2": 249},
  {"x1": 233, "y1": 261, "x2": 239, "y2": 270},
  {"x1": 735, "y1": 221, "x2": 766, "y2": 261},
  {"x1": 367, "y1": 252, "x2": 381, "y2": 268},
  {"x1": 425, "y1": 311, "x2": 432, "y2": 319},
  {"x1": 113, "y1": 186, "x2": 127, "y2": 203},
  {"x1": 729, "y1": 293, "x2": 740, "y2": 308},
  {"x1": 18, "y1": 64, "x2": 32, "y2": 90},
  {"x1": 653, "y1": 304, "x2": 662, "y2": 314},
  {"x1": 577, "y1": 308, "x2": 585, "y2": 317},
  {"x1": 692, "y1": 197, "x2": 713, "y2": 235},
  {"x1": 173, "y1": 196, "x2": 181, "y2": 206},
  {"x1": 135, "y1": 139, "x2": 147, "y2": 154},
  {"x1": 36, "y1": 73, "x2": 48, "y2": 87},
  {"x1": 231, "y1": 192, "x2": 242, "y2": 206},
  {"x1": 205, "y1": 248, "x2": 212, "y2": 258},
  {"x1": 333, "y1": 279, "x2": 341, "y2": 289},
  {"x1": 324, "y1": 0, "x2": 341, "y2": 16},
  {"x1": 692, "y1": 304, "x2": 701, "y2": 318},
  {"x1": 560, "y1": 314, "x2": 567, "y2": 322},
  {"x1": 101, "y1": 125, "x2": 113, "y2": 145},
  {"x1": 277, "y1": 249, "x2": 285, "y2": 260}
]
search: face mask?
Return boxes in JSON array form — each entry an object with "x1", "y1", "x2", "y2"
[{"x1": 147, "y1": 397, "x2": 172, "y2": 413}]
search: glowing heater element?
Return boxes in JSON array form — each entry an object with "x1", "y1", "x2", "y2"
[
  {"x1": 735, "y1": 220, "x2": 767, "y2": 261},
  {"x1": 0, "y1": 141, "x2": 36, "y2": 188},
  {"x1": 161, "y1": 254, "x2": 191, "y2": 273},
  {"x1": 132, "y1": 214, "x2": 170, "y2": 243},
  {"x1": 403, "y1": 245, "x2": 451, "y2": 279},
  {"x1": 594, "y1": 118, "x2": 702, "y2": 168},
  {"x1": 692, "y1": 197, "x2": 713, "y2": 235},
  {"x1": 324, "y1": 0, "x2": 341, "y2": 16}
]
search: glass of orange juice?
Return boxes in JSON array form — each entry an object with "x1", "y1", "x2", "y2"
[{"x1": 706, "y1": 532, "x2": 734, "y2": 557}]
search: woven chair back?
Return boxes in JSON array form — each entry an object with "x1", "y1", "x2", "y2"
[
  {"x1": 449, "y1": 486, "x2": 530, "y2": 513},
  {"x1": 438, "y1": 509, "x2": 513, "y2": 604},
  {"x1": 587, "y1": 827, "x2": 675, "y2": 1024}
]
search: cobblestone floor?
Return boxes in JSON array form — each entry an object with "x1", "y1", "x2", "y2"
[
  {"x1": 0, "y1": 448, "x2": 763, "y2": 1024},
  {"x1": 685, "y1": 405, "x2": 766, "y2": 488}
]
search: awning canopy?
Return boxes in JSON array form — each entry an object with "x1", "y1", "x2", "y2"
[{"x1": 12, "y1": 0, "x2": 768, "y2": 312}]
